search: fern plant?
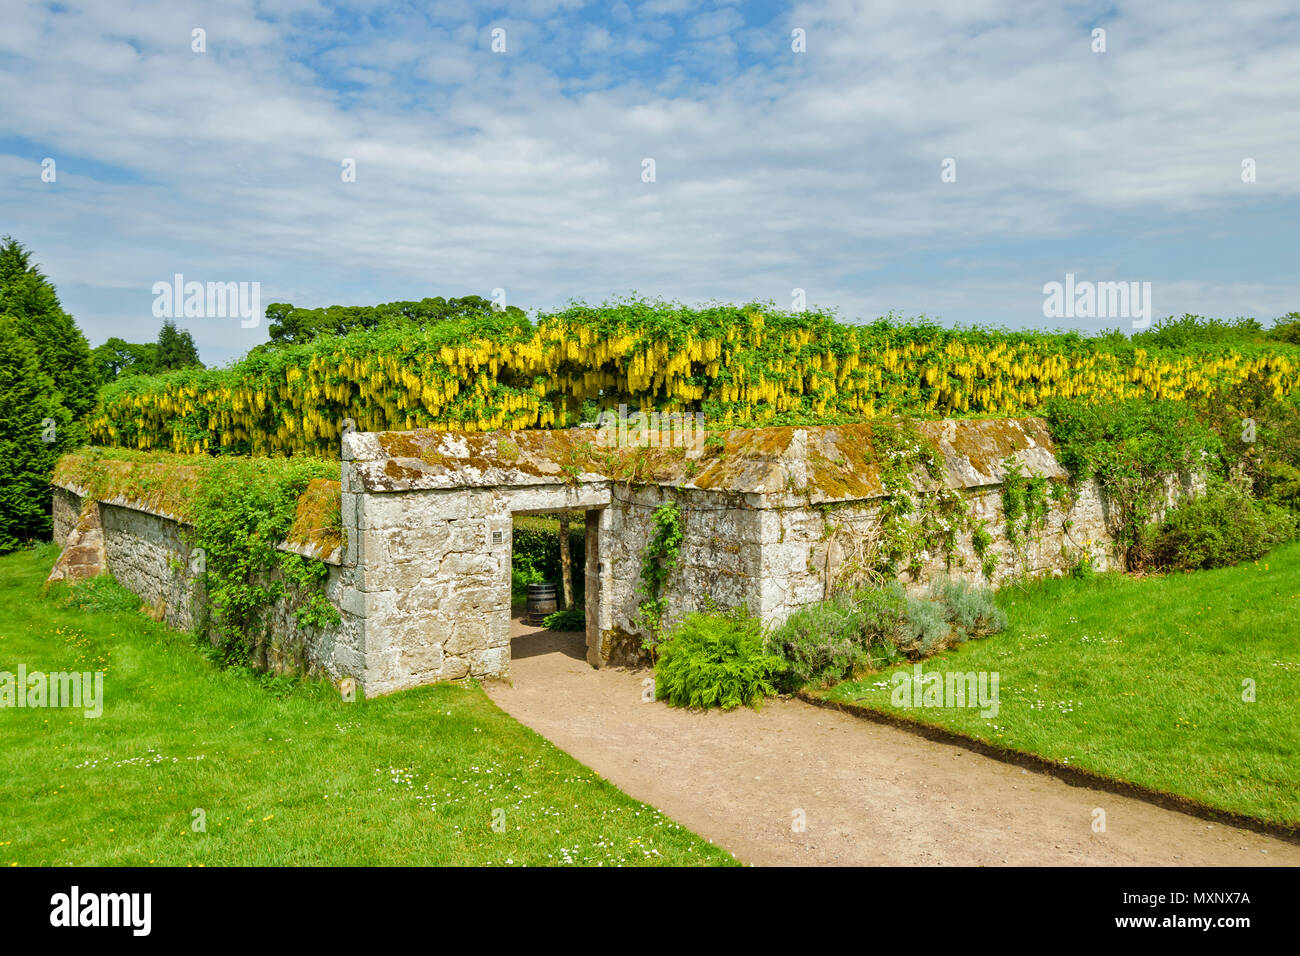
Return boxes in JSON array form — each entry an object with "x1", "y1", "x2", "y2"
[{"x1": 654, "y1": 609, "x2": 783, "y2": 710}]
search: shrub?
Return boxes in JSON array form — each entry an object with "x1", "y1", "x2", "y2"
[
  {"x1": 1192, "y1": 376, "x2": 1300, "y2": 515},
  {"x1": 187, "y1": 456, "x2": 341, "y2": 665},
  {"x1": 511, "y1": 566, "x2": 543, "y2": 600},
  {"x1": 88, "y1": 301, "x2": 1300, "y2": 457},
  {"x1": 850, "y1": 581, "x2": 910, "y2": 646},
  {"x1": 542, "y1": 605, "x2": 586, "y2": 631},
  {"x1": 766, "y1": 597, "x2": 870, "y2": 690},
  {"x1": 511, "y1": 515, "x2": 585, "y2": 591},
  {"x1": 1144, "y1": 481, "x2": 1297, "y2": 571},
  {"x1": 1069, "y1": 553, "x2": 1097, "y2": 580},
  {"x1": 767, "y1": 578, "x2": 1007, "y2": 689},
  {"x1": 927, "y1": 576, "x2": 1007, "y2": 641},
  {"x1": 655, "y1": 609, "x2": 784, "y2": 710},
  {"x1": 1270, "y1": 313, "x2": 1300, "y2": 345},
  {"x1": 767, "y1": 583, "x2": 918, "y2": 690},
  {"x1": 890, "y1": 595, "x2": 952, "y2": 657}
]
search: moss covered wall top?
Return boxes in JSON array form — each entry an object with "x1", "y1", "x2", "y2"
[
  {"x1": 346, "y1": 416, "x2": 1066, "y2": 503},
  {"x1": 52, "y1": 449, "x2": 343, "y2": 562}
]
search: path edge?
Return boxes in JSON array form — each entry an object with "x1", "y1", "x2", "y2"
[{"x1": 798, "y1": 690, "x2": 1300, "y2": 847}]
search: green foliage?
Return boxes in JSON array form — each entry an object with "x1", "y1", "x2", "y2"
[
  {"x1": 542, "y1": 605, "x2": 586, "y2": 631},
  {"x1": 0, "y1": 237, "x2": 98, "y2": 421},
  {"x1": 52, "y1": 573, "x2": 143, "y2": 614},
  {"x1": 970, "y1": 520, "x2": 997, "y2": 579},
  {"x1": 152, "y1": 319, "x2": 203, "y2": 373},
  {"x1": 187, "y1": 456, "x2": 341, "y2": 666},
  {"x1": 1131, "y1": 314, "x2": 1269, "y2": 349},
  {"x1": 1192, "y1": 375, "x2": 1300, "y2": 514},
  {"x1": 1045, "y1": 398, "x2": 1220, "y2": 569},
  {"x1": 636, "y1": 501, "x2": 684, "y2": 657},
  {"x1": 0, "y1": 238, "x2": 96, "y2": 550},
  {"x1": 511, "y1": 566, "x2": 543, "y2": 599},
  {"x1": 1000, "y1": 459, "x2": 1054, "y2": 574},
  {"x1": 654, "y1": 609, "x2": 784, "y2": 710},
  {"x1": 264, "y1": 295, "x2": 527, "y2": 346},
  {"x1": 766, "y1": 597, "x2": 873, "y2": 690},
  {"x1": 926, "y1": 575, "x2": 1007, "y2": 641},
  {"x1": 767, "y1": 577, "x2": 1007, "y2": 691},
  {"x1": 511, "y1": 515, "x2": 585, "y2": 600},
  {"x1": 1069, "y1": 552, "x2": 1097, "y2": 579},
  {"x1": 1144, "y1": 480, "x2": 1297, "y2": 572},
  {"x1": 0, "y1": 319, "x2": 72, "y2": 552},
  {"x1": 92, "y1": 299, "x2": 1300, "y2": 457},
  {"x1": 1271, "y1": 313, "x2": 1300, "y2": 345},
  {"x1": 867, "y1": 418, "x2": 973, "y2": 579},
  {"x1": 765, "y1": 582, "x2": 914, "y2": 691},
  {"x1": 91, "y1": 336, "x2": 157, "y2": 383},
  {"x1": 894, "y1": 594, "x2": 952, "y2": 657}
]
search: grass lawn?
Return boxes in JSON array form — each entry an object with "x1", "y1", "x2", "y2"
[
  {"x1": 820, "y1": 542, "x2": 1300, "y2": 829},
  {"x1": 0, "y1": 544, "x2": 734, "y2": 866}
]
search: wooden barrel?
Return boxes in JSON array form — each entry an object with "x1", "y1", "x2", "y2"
[{"x1": 526, "y1": 582, "x2": 558, "y2": 625}]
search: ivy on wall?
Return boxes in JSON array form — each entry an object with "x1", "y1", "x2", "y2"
[
  {"x1": 636, "y1": 500, "x2": 684, "y2": 661},
  {"x1": 189, "y1": 456, "x2": 342, "y2": 669},
  {"x1": 1044, "y1": 398, "x2": 1220, "y2": 569},
  {"x1": 54, "y1": 448, "x2": 342, "y2": 671}
]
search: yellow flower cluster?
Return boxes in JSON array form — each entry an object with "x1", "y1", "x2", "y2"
[{"x1": 87, "y1": 310, "x2": 1300, "y2": 457}]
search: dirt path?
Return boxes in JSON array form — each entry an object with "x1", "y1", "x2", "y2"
[{"x1": 485, "y1": 618, "x2": 1300, "y2": 866}]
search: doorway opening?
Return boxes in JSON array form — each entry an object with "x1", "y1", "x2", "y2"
[{"x1": 508, "y1": 507, "x2": 601, "y2": 664}]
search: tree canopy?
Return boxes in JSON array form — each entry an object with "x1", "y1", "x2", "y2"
[
  {"x1": 264, "y1": 295, "x2": 527, "y2": 345},
  {"x1": 153, "y1": 319, "x2": 202, "y2": 373}
]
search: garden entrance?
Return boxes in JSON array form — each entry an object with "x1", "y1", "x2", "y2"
[{"x1": 509, "y1": 507, "x2": 605, "y2": 665}]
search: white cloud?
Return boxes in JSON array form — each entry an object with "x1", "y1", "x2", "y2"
[{"x1": 2, "y1": 0, "x2": 1298, "y2": 363}]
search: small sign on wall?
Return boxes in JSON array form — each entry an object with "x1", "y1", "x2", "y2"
[{"x1": 486, "y1": 519, "x2": 510, "y2": 551}]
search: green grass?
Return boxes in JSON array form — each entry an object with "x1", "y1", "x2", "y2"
[
  {"x1": 0, "y1": 544, "x2": 734, "y2": 866},
  {"x1": 821, "y1": 543, "x2": 1300, "y2": 828}
]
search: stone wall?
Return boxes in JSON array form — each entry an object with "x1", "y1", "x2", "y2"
[
  {"x1": 339, "y1": 468, "x2": 610, "y2": 696},
  {"x1": 596, "y1": 484, "x2": 763, "y2": 664},
  {"x1": 50, "y1": 416, "x2": 1201, "y2": 696},
  {"x1": 50, "y1": 485, "x2": 361, "y2": 683}
]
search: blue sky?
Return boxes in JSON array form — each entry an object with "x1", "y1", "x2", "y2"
[{"x1": 2, "y1": 0, "x2": 1299, "y2": 365}]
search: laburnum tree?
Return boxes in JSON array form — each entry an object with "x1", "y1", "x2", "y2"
[{"x1": 0, "y1": 237, "x2": 97, "y2": 550}]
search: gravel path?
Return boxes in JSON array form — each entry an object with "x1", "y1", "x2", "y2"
[{"x1": 484, "y1": 619, "x2": 1300, "y2": 866}]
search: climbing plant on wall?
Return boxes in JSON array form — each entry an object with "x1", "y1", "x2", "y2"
[
  {"x1": 636, "y1": 500, "x2": 684, "y2": 661},
  {"x1": 54, "y1": 448, "x2": 342, "y2": 669},
  {"x1": 1044, "y1": 398, "x2": 1220, "y2": 569}
]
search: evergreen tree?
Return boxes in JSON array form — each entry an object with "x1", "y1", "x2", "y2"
[
  {"x1": 0, "y1": 237, "x2": 98, "y2": 420},
  {"x1": 152, "y1": 319, "x2": 202, "y2": 372},
  {"x1": 0, "y1": 237, "x2": 96, "y2": 549},
  {"x1": 0, "y1": 318, "x2": 71, "y2": 551}
]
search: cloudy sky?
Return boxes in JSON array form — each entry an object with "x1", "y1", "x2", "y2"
[{"x1": 2, "y1": 0, "x2": 1299, "y2": 365}]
